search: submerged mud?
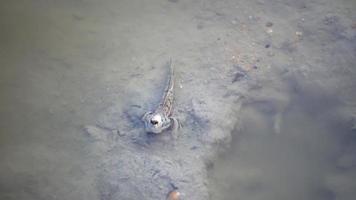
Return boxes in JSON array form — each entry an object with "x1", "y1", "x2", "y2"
[
  {"x1": 0, "y1": 0, "x2": 355, "y2": 200},
  {"x1": 208, "y1": 73, "x2": 356, "y2": 200}
]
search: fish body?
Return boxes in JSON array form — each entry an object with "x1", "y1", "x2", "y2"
[{"x1": 142, "y1": 60, "x2": 179, "y2": 134}]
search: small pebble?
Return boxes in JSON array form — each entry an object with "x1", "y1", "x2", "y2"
[
  {"x1": 296, "y1": 31, "x2": 303, "y2": 40},
  {"x1": 296, "y1": 31, "x2": 303, "y2": 37},
  {"x1": 266, "y1": 28, "x2": 273, "y2": 34},
  {"x1": 167, "y1": 190, "x2": 180, "y2": 200},
  {"x1": 265, "y1": 44, "x2": 271, "y2": 48}
]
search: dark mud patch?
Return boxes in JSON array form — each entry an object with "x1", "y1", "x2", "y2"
[{"x1": 208, "y1": 79, "x2": 356, "y2": 200}]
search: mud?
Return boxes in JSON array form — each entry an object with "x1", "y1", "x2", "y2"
[{"x1": 0, "y1": 0, "x2": 355, "y2": 200}]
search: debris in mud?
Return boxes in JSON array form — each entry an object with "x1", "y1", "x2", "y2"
[
  {"x1": 230, "y1": 50, "x2": 260, "y2": 72},
  {"x1": 265, "y1": 44, "x2": 271, "y2": 48},
  {"x1": 179, "y1": 83, "x2": 183, "y2": 89},
  {"x1": 295, "y1": 31, "x2": 303, "y2": 40},
  {"x1": 130, "y1": 104, "x2": 142, "y2": 109},
  {"x1": 266, "y1": 28, "x2": 273, "y2": 34},
  {"x1": 265, "y1": 21, "x2": 273, "y2": 27},
  {"x1": 231, "y1": 64, "x2": 249, "y2": 83},
  {"x1": 323, "y1": 15, "x2": 339, "y2": 26},
  {"x1": 232, "y1": 71, "x2": 246, "y2": 83}
]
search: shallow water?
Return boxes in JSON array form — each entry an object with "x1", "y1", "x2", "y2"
[
  {"x1": 0, "y1": 0, "x2": 355, "y2": 200},
  {"x1": 208, "y1": 76, "x2": 356, "y2": 200}
]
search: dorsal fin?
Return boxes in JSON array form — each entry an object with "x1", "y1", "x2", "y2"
[{"x1": 157, "y1": 59, "x2": 175, "y2": 116}]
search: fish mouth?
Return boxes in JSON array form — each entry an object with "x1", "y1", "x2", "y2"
[{"x1": 150, "y1": 119, "x2": 159, "y2": 125}]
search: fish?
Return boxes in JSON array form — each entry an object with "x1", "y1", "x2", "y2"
[{"x1": 142, "y1": 59, "x2": 179, "y2": 135}]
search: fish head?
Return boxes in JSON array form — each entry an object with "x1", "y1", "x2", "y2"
[{"x1": 143, "y1": 112, "x2": 171, "y2": 134}]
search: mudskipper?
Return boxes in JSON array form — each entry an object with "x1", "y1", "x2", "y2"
[{"x1": 142, "y1": 60, "x2": 179, "y2": 136}]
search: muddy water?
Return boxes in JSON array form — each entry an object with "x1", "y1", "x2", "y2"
[
  {"x1": 208, "y1": 76, "x2": 356, "y2": 200},
  {"x1": 1, "y1": 0, "x2": 356, "y2": 200}
]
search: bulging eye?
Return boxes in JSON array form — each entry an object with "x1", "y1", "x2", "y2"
[{"x1": 150, "y1": 119, "x2": 159, "y2": 125}]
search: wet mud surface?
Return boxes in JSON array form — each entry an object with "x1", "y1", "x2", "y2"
[{"x1": 0, "y1": 0, "x2": 355, "y2": 200}]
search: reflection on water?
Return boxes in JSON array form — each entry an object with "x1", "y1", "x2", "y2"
[{"x1": 208, "y1": 77, "x2": 356, "y2": 200}]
